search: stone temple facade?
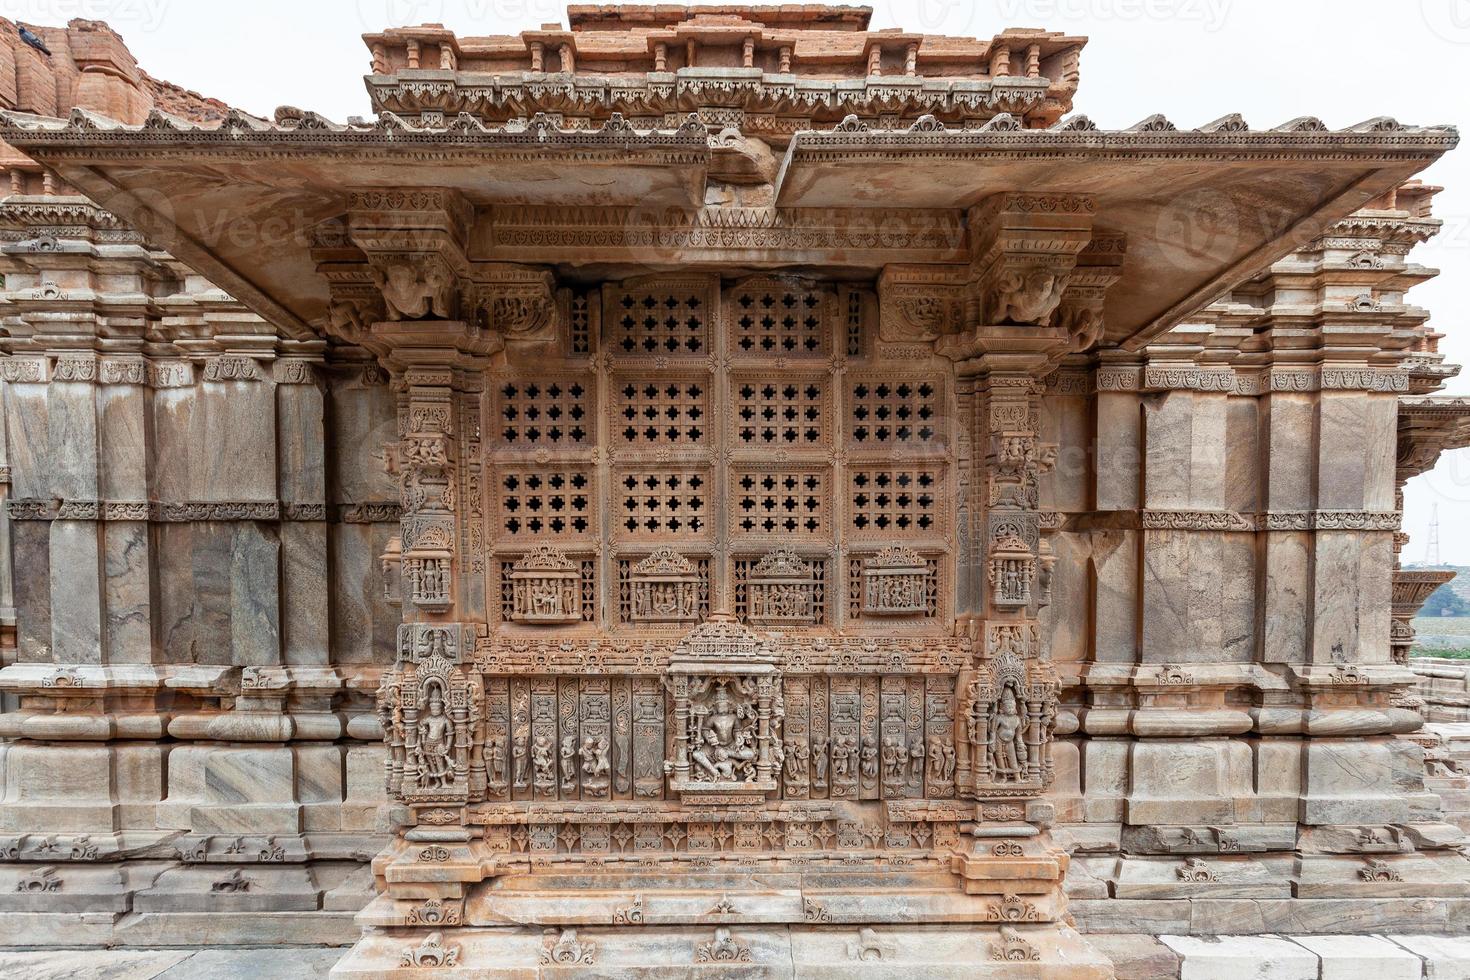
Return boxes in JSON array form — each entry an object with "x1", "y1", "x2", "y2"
[{"x1": 1, "y1": 7, "x2": 1469, "y2": 977}]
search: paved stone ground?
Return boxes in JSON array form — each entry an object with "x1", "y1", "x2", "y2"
[
  {"x1": 0, "y1": 947, "x2": 346, "y2": 979},
  {"x1": 3, "y1": 935, "x2": 1469, "y2": 978}
]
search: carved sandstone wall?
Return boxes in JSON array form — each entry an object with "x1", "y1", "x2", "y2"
[
  {"x1": 0, "y1": 20, "x2": 389, "y2": 942},
  {"x1": 0, "y1": 7, "x2": 1467, "y2": 968}
]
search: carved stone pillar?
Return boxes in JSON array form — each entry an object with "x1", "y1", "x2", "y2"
[{"x1": 956, "y1": 362, "x2": 1057, "y2": 799}]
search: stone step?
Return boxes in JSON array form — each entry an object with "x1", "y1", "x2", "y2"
[{"x1": 1158, "y1": 933, "x2": 1470, "y2": 980}]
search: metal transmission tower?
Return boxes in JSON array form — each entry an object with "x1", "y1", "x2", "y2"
[{"x1": 1425, "y1": 502, "x2": 1442, "y2": 567}]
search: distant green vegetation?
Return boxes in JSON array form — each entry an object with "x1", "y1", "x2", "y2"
[
  {"x1": 1423, "y1": 582, "x2": 1470, "y2": 617},
  {"x1": 1413, "y1": 614, "x2": 1470, "y2": 659}
]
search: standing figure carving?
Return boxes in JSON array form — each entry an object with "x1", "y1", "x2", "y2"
[{"x1": 415, "y1": 692, "x2": 456, "y2": 790}]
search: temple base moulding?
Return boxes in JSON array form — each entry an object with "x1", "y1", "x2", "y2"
[{"x1": 330, "y1": 923, "x2": 1111, "y2": 977}]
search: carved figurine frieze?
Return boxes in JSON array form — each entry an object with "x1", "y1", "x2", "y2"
[
  {"x1": 509, "y1": 545, "x2": 582, "y2": 624},
  {"x1": 746, "y1": 549, "x2": 819, "y2": 626},
  {"x1": 860, "y1": 546, "x2": 928, "y2": 616},
  {"x1": 629, "y1": 549, "x2": 702, "y2": 625}
]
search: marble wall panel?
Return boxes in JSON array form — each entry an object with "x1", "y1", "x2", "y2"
[
  {"x1": 282, "y1": 522, "x2": 329, "y2": 666},
  {"x1": 1091, "y1": 529, "x2": 1138, "y2": 664},
  {"x1": 1264, "y1": 394, "x2": 1315, "y2": 512},
  {"x1": 49, "y1": 518, "x2": 103, "y2": 664},
  {"x1": 11, "y1": 517, "x2": 52, "y2": 659},
  {"x1": 97, "y1": 382, "x2": 148, "y2": 501},
  {"x1": 0, "y1": 742, "x2": 116, "y2": 832},
  {"x1": 328, "y1": 524, "x2": 396, "y2": 666},
  {"x1": 103, "y1": 520, "x2": 153, "y2": 664},
  {"x1": 1318, "y1": 392, "x2": 1397, "y2": 511},
  {"x1": 194, "y1": 380, "x2": 276, "y2": 502},
  {"x1": 46, "y1": 379, "x2": 99, "y2": 500},
  {"x1": 1095, "y1": 390, "x2": 1140, "y2": 512},
  {"x1": 1262, "y1": 531, "x2": 1310, "y2": 665}
]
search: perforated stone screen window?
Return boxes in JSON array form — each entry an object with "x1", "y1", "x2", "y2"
[
  {"x1": 732, "y1": 466, "x2": 828, "y2": 537},
  {"x1": 733, "y1": 375, "x2": 827, "y2": 447},
  {"x1": 485, "y1": 275, "x2": 950, "y2": 632},
  {"x1": 847, "y1": 378, "x2": 941, "y2": 448},
  {"x1": 613, "y1": 378, "x2": 708, "y2": 445},
  {"x1": 846, "y1": 289, "x2": 864, "y2": 357},
  {"x1": 608, "y1": 283, "x2": 708, "y2": 356},
  {"x1": 729, "y1": 282, "x2": 827, "y2": 357},
  {"x1": 615, "y1": 468, "x2": 709, "y2": 536},
  {"x1": 569, "y1": 289, "x2": 592, "y2": 354},
  {"x1": 495, "y1": 378, "x2": 593, "y2": 447},
  {"x1": 496, "y1": 467, "x2": 594, "y2": 537},
  {"x1": 847, "y1": 465, "x2": 940, "y2": 535}
]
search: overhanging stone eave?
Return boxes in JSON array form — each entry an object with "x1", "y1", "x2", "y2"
[
  {"x1": 0, "y1": 109, "x2": 714, "y2": 339},
  {"x1": 774, "y1": 123, "x2": 1457, "y2": 348}
]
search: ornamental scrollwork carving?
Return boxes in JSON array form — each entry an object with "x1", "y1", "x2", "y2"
[{"x1": 401, "y1": 932, "x2": 460, "y2": 968}]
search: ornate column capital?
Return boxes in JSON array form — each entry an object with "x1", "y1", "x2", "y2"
[{"x1": 876, "y1": 195, "x2": 1124, "y2": 365}]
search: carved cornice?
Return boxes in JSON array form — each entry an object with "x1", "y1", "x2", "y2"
[
  {"x1": 5, "y1": 499, "x2": 344, "y2": 522},
  {"x1": 474, "y1": 633, "x2": 973, "y2": 675},
  {"x1": 485, "y1": 205, "x2": 966, "y2": 260},
  {"x1": 0, "y1": 108, "x2": 712, "y2": 164},
  {"x1": 788, "y1": 114, "x2": 1459, "y2": 163},
  {"x1": 366, "y1": 74, "x2": 1065, "y2": 130},
  {"x1": 1069, "y1": 510, "x2": 1403, "y2": 532}
]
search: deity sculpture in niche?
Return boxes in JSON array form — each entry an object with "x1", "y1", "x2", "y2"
[
  {"x1": 988, "y1": 686, "x2": 1028, "y2": 782},
  {"x1": 988, "y1": 531, "x2": 1035, "y2": 611},
  {"x1": 630, "y1": 548, "x2": 702, "y2": 625},
  {"x1": 415, "y1": 684, "x2": 456, "y2": 790},
  {"x1": 380, "y1": 625, "x2": 482, "y2": 804},
  {"x1": 860, "y1": 546, "x2": 928, "y2": 616},
  {"x1": 509, "y1": 545, "x2": 581, "y2": 624},
  {"x1": 663, "y1": 615, "x2": 783, "y2": 803},
  {"x1": 746, "y1": 549, "x2": 818, "y2": 626},
  {"x1": 960, "y1": 624, "x2": 1058, "y2": 795}
]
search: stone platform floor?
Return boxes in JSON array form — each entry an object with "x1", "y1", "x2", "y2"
[{"x1": 2, "y1": 935, "x2": 1469, "y2": 978}]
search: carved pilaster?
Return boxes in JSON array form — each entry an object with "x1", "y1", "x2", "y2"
[{"x1": 955, "y1": 358, "x2": 1058, "y2": 800}]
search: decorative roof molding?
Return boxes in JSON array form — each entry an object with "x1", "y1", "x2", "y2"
[
  {"x1": 788, "y1": 115, "x2": 1458, "y2": 161},
  {"x1": 0, "y1": 109, "x2": 712, "y2": 162}
]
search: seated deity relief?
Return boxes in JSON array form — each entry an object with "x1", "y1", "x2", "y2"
[
  {"x1": 663, "y1": 615, "x2": 783, "y2": 803},
  {"x1": 630, "y1": 548, "x2": 702, "y2": 625}
]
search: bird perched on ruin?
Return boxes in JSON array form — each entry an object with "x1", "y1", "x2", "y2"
[{"x1": 17, "y1": 25, "x2": 51, "y2": 56}]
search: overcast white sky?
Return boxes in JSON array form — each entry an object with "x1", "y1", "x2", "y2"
[{"x1": 7, "y1": 0, "x2": 1469, "y2": 562}]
